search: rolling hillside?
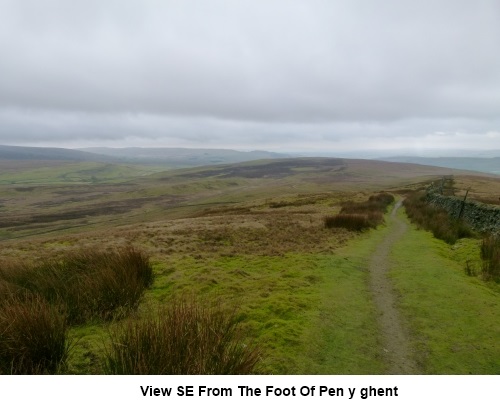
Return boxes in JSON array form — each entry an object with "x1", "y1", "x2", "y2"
[
  {"x1": 0, "y1": 145, "x2": 288, "y2": 167},
  {"x1": 1, "y1": 155, "x2": 499, "y2": 375},
  {"x1": 0, "y1": 157, "x2": 491, "y2": 241}
]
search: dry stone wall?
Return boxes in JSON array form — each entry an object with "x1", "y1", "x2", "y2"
[{"x1": 426, "y1": 189, "x2": 500, "y2": 234}]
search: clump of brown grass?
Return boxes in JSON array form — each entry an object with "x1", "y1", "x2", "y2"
[
  {"x1": 340, "y1": 192, "x2": 394, "y2": 215},
  {"x1": 103, "y1": 297, "x2": 261, "y2": 374},
  {"x1": 324, "y1": 213, "x2": 382, "y2": 231},
  {"x1": 0, "y1": 293, "x2": 70, "y2": 374},
  {"x1": 324, "y1": 192, "x2": 394, "y2": 231},
  {"x1": 0, "y1": 247, "x2": 153, "y2": 324},
  {"x1": 0, "y1": 247, "x2": 153, "y2": 374}
]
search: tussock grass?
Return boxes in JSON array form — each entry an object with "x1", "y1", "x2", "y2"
[
  {"x1": 324, "y1": 213, "x2": 381, "y2": 231},
  {"x1": 59, "y1": 247, "x2": 153, "y2": 323},
  {"x1": 0, "y1": 247, "x2": 153, "y2": 374},
  {"x1": 0, "y1": 247, "x2": 153, "y2": 324},
  {"x1": 103, "y1": 297, "x2": 261, "y2": 374},
  {"x1": 324, "y1": 192, "x2": 394, "y2": 231},
  {"x1": 0, "y1": 293, "x2": 70, "y2": 374},
  {"x1": 403, "y1": 191, "x2": 473, "y2": 244},
  {"x1": 340, "y1": 192, "x2": 395, "y2": 215}
]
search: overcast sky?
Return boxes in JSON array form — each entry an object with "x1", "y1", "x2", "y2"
[{"x1": 1, "y1": 0, "x2": 499, "y2": 154}]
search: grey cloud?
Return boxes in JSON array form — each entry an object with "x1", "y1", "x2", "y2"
[
  {"x1": 0, "y1": 0, "x2": 499, "y2": 149},
  {"x1": 1, "y1": 108, "x2": 499, "y2": 152}
]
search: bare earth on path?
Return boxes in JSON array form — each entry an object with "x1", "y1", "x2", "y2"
[{"x1": 369, "y1": 201, "x2": 419, "y2": 374}]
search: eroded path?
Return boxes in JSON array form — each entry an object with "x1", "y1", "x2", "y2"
[{"x1": 369, "y1": 201, "x2": 419, "y2": 374}]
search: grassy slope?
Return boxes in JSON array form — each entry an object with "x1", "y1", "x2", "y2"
[
  {"x1": 53, "y1": 194, "x2": 389, "y2": 374},
  {"x1": 140, "y1": 196, "x2": 395, "y2": 374},
  {"x1": 1, "y1": 157, "x2": 476, "y2": 242},
  {"x1": 2, "y1": 158, "x2": 499, "y2": 374},
  {"x1": 130, "y1": 195, "x2": 389, "y2": 374},
  {"x1": 147, "y1": 252, "x2": 385, "y2": 374},
  {"x1": 25, "y1": 201, "x2": 500, "y2": 375},
  {"x1": 390, "y1": 209, "x2": 500, "y2": 374}
]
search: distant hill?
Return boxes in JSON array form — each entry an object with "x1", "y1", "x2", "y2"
[
  {"x1": 80, "y1": 147, "x2": 289, "y2": 166},
  {"x1": 4, "y1": 145, "x2": 497, "y2": 175},
  {"x1": 381, "y1": 156, "x2": 500, "y2": 175},
  {"x1": 0, "y1": 145, "x2": 289, "y2": 167},
  {"x1": 0, "y1": 145, "x2": 113, "y2": 162}
]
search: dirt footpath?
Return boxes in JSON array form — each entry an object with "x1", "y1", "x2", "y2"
[{"x1": 369, "y1": 201, "x2": 419, "y2": 374}]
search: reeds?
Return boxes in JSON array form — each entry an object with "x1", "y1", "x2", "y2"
[
  {"x1": 0, "y1": 247, "x2": 153, "y2": 324},
  {"x1": 0, "y1": 247, "x2": 153, "y2": 374},
  {"x1": 103, "y1": 297, "x2": 261, "y2": 374},
  {"x1": 0, "y1": 292, "x2": 69, "y2": 374}
]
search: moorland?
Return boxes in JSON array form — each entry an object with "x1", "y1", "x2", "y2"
[{"x1": 0, "y1": 149, "x2": 499, "y2": 374}]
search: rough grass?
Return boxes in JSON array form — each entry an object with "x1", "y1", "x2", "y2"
[
  {"x1": 0, "y1": 247, "x2": 153, "y2": 374},
  {"x1": 0, "y1": 158, "x2": 461, "y2": 242},
  {"x1": 0, "y1": 247, "x2": 153, "y2": 325},
  {"x1": 0, "y1": 189, "x2": 383, "y2": 374},
  {"x1": 0, "y1": 293, "x2": 70, "y2": 374},
  {"x1": 390, "y1": 209, "x2": 500, "y2": 374},
  {"x1": 0, "y1": 192, "x2": 360, "y2": 374},
  {"x1": 403, "y1": 191, "x2": 474, "y2": 244},
  {"x1": 146, "y1": 247, "x2": 387, "y2": 374},
  {"x1": 324, "y1": 192, "x2": 394, "y2": 231},
  {"x1": 2, "y1": 159, "x2": 499, "y2": 376},
  {"x1": 103, "y1": 297, "x2": 261, "y2": 374},
  {"x1": 145, "y1": 253, "x2": 329, "y2": 373},
  {"x1": 341, "y1": 192, "x2": 395, "y2": 214},
  {"x1": 324, "y1": 213, "x2": 383, "y2": 231}
]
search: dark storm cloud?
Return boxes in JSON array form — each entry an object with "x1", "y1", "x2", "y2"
[{"x1": 0, "y1": 0, "x2": 499, "y2": 150}]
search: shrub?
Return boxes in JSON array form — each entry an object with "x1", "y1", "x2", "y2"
[
  {"x1": 103, "y1": 297, "x2": 261, "y2": 374},
  {"x1": 0, "y1": 293, "x2": 70, "y2": 374}
]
